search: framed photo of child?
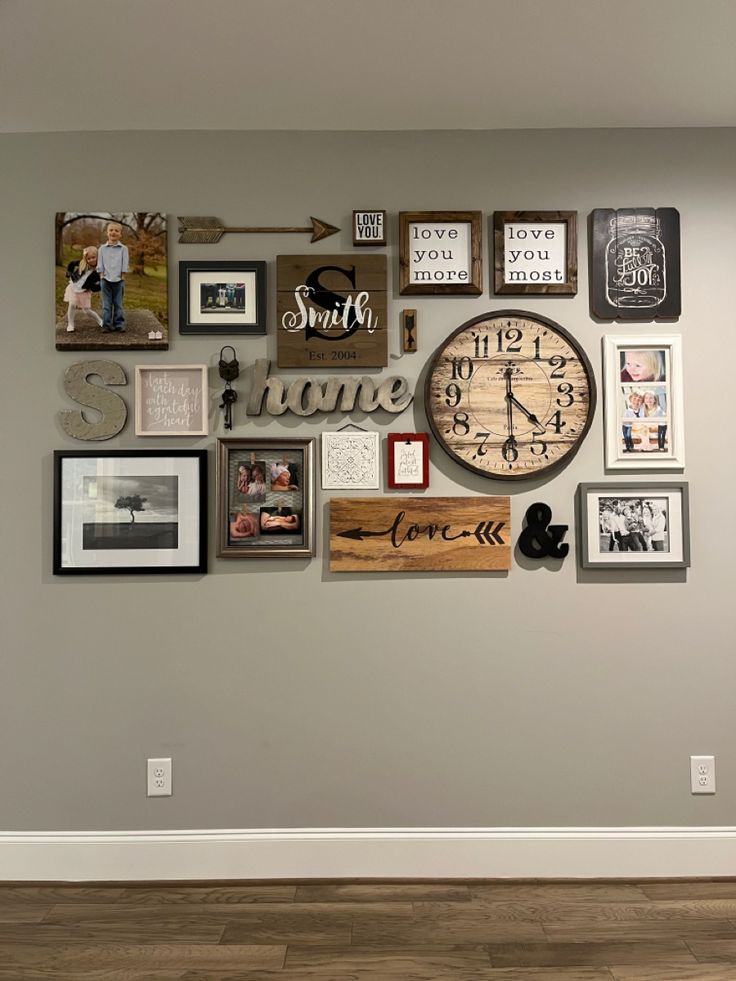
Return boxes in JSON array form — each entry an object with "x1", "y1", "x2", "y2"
[
  {"x1": 603, "y1": 335, "x2": 685, "y2": 471},
  {"x1": 55, "y1": 212, "x2": 168, "y2": 351}
]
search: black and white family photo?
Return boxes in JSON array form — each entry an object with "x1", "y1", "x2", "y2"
[{"x1": 598, "y1": 497, "x2": 669, "y2": 553}]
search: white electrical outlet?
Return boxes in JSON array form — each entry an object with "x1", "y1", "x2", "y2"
[
  {"x1": 690, "y1": 755, "x2": 716, "y2": 795},
  {"x1": 147, "y1": 757, "x2": 172, "y2": 797}
]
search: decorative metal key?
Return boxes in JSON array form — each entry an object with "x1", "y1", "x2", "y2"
[{"x1": 218, "y1": 346, "x2": 240, "y2": 430}]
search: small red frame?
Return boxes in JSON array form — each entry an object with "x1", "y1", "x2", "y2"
[{"x1": 387, "y1": 433, "x2": 430, "y2": 490}]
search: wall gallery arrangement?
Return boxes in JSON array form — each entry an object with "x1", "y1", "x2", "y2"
[{"x1": 53, "y1": 207, "x2": 689, "y2": 575}]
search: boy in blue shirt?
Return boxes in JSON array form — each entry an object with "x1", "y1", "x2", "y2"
[{"x1": 97, "y1": 221, "x2": 129, "y2": 332}]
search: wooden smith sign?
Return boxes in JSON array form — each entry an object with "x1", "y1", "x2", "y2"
[
  {"x1": 330, "y1": 497, "x2": 511, "y2": 572},
  {"x1": 277, "y1": 254, "x2": 387, "y2": 368}
]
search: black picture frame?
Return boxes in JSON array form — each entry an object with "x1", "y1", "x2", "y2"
[
  {"x1": 53, "y1": 450, "x2": 207, "y2": 575},
  {"x1": 179, "y1": 260, "x2": 266, "y2": 335}
]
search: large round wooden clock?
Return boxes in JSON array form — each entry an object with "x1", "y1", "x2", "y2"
[{"x1": 425, "y1": 310, "x2": 596, "y2": 479}]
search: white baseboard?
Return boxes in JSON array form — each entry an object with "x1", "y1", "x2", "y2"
[{"x1": 2, "y1": 828, "x2": 736, "y2": 882}]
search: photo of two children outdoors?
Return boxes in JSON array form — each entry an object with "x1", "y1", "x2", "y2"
[{"x1": 55, "y1": 212, "x2": 168, "y2": 350}]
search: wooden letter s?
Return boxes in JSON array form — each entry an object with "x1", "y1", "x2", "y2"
[{"x1": 59, "y1": 360, "x2": 128, "y2": 440}]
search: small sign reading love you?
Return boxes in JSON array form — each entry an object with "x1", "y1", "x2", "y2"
[
  {"x1": 135, "y1": 365, "x2": 208, "y2": 436},
  {"x1": 353, "y1": 210, "x2": 386, "y2": 247}
]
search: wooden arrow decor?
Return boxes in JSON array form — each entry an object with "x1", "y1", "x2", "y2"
[
  {"x1": 329, "y1": 497, "x2": 511, "y2": 572},
  {"x1": 178, "y1": 216, "x2": 340, "y2": 244}
]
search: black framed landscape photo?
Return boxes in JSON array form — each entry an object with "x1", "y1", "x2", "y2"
[
  {"x1": 179, "y1": 260, "x2": 266, "y2": 335},
  {"x1": 216, "y1": 437, "x2": 315, "y2": 558},
  {"x1": 493, "y1": 211, "x2": 577, "y2": 295},
  {"x1": 577, "y1": 481, "x2": 690, "y2": 569},
  {"x1": 53, "y1": 450, "x2": 207, "y2": 575}
]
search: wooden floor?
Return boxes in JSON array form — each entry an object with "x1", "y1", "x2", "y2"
[{"x1": 3, "y1": 880, "x2": 736, "y2": 979}]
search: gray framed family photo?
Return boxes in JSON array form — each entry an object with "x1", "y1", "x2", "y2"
[
  {"x1": 55, "y1": 212, "x2": 168, "y2": 351},
  {"x1": 577, "y1": 481, "x2": 690, "y2": 569}
]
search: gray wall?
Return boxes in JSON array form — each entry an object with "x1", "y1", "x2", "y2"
[{"x1": 1, "y1": 129, "x2": 733, "y2": 832}]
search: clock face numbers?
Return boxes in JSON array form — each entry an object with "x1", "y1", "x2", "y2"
[{"x1": 426, "y1": 312, "x2": 596, "y2": 479}]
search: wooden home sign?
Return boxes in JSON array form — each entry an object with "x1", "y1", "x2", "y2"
[
  {"x1": 245, "y1": 359, "x2": 412, "y2": 417},
  {"x1": 277, "y1": 254, "x2": 388, "y2": 368},
  {"x1": 329, "y1": 497, "x2": 511, "y2": 572}
]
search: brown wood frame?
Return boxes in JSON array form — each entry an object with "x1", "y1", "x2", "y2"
[
  {"x1": 399, "y1": 211, "x2": 482, "y2": 296},
  {"x1": 493, "y1": 211, "x2": 577, "y2": 296}
]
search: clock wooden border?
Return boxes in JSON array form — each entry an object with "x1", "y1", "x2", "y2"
[
  {"x1": 399, "y1": 211, "x2": 483, "y2": 296},
  {"x1": 424, "y1": 309, "x2": 598, "y2": 481},
  {"x1": 493, "y1": 211, "x2": 577, "y2": 296}
]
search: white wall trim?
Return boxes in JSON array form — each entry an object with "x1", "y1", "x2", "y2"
[{"x1": 2, "y1": 827, "x2": 736, "y2": 881}]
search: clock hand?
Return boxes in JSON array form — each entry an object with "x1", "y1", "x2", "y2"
[
  {"x1": 504, "y1": 366, "x2": 514, "y2": 439},
  {"x1": 508, "y1": 393, "x2": 544, "y2": 432}
]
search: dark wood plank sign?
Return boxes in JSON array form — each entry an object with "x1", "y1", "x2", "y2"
[
  {"x1": 330, "y1": 497, "x2": 511, "y2": 572},
  {"x1": 277, "y1": 255, "x2": 388, "y2": 368},
  {"x1": 401, "y1": 309, "x2": 417, "y2": 352},
  {"x1": 590, "y1": 208, "x2": 681, "y2": 319}
]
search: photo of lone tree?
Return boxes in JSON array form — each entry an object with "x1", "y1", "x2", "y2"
[
  {"x1": 114, "y1": 494, "x2": 148, "y2": 525},
  {"x1": 82, "y1": 476, "x2": 178, "y2": 550},
  {"x1": 55, "y1": 212, "x2": 168, "y2": 352}
]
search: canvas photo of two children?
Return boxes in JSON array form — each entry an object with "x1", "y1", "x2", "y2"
[{"x1": 55, "y1": 212, "x2": 168, "y2": 350}]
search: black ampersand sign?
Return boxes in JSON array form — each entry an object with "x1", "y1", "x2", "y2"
[{"x1": 518, "y1": 502, "x2": 569, "y2": 560}]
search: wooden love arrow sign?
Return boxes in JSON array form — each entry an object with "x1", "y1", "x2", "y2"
[
  {"x1": 178, "y1": 215, "x2": 340, "y2": 244},
  {"x1": 330, "y1": 497, "x2": 511, "y2": 572}
]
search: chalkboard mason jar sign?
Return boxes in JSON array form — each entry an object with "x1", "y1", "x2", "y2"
[
  {"x1": 277, "y1": 254, "x2": 387, "y2": 368},
  {"x1": 591, "y1": 208, "x2": 681, "y2": 319}
]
